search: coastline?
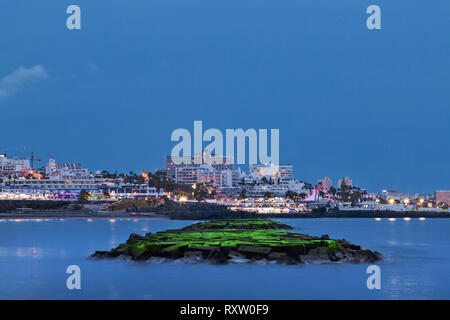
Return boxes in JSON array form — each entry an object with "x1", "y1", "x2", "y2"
[
  {"x1": 0, "y1": 211, "x2": 169, "y2": 219},
  {"x1": 0, "y1": 209, "x2": 449, "y2": 220}
]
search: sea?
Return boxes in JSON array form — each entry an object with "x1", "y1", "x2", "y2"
[{"x1": 0, "y1": 217, "x2": 449, "y2": 299}]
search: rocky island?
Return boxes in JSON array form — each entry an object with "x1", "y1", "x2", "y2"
[{"x1": 91, "y1": 218, "x2": 383, "y2": 264}]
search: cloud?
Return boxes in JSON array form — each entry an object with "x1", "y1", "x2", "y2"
[{"x1": 0, "y1": 65, "x2": 49, "y2": 101}]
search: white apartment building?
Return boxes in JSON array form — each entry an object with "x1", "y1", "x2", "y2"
[
  {"x1": 249, "y1": 164, "x2": 293, "y2": 184},
  {"x1": 165, "y1": 150, "x2": 233, "y2": 180},
  {"x1": 338, "y1": 176, "x2": 353, "y2": 189},
  {"x1": 174, "y1": 164, "x2": 236, "y2": 188},
  {"x1": 221, "y1": 169, "x2": 243, "y2": 188},
  {"x1": 46, "y1": 158, "x2": 91, "y2": 179},
  {"x1": 318, "y1": 176, "x2": 332, "y2": 191},
  {"x1": 0, "y1": 154, "x2": 31, "y2": 172}
]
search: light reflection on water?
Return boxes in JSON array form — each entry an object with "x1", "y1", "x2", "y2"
[{"x1": 0, "y1": 217, "x2": 449, "y2": 299}]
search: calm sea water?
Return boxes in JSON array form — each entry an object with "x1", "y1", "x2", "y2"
[{"x1": 0, "y1": 217, "x2": 449, "y2": 299}]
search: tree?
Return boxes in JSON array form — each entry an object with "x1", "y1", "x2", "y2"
[
  {"x1": 239, "y1": 189, "x2": 247, "y2": 199},
  {"x1": 264, "y1": 191, "x2": 272, "y2": 199},
  {"x1": 78, "y1": 190, "x2": 90, "y2": 203},
  {"x1": 329, "y1": 186, "x2": 337, "y2": 196},
  {"x1": 193, "y1": 183, "x2": 209, "y2": 202},
  {"x1": 285, "y1": 190, "x2": 298, "y2": 200}
]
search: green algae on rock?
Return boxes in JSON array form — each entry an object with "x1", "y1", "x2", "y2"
[{"x1": 91, "y1": 218, "x2": 383, "y2": 264}]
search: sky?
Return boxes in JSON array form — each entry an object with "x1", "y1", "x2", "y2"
[{"x1": 0, "y1": 0, "x2": 449, "y2": 194}]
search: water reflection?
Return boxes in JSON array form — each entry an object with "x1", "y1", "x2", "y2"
[{"x1": 0, "y1": 217, "x2": 449, "y2": 299}]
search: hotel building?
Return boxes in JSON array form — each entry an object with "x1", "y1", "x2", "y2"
[
  {"x1": 435, "y1": 190, "x2": 450, "y2": 205},
  {"x1": 317, "y1": 177, "x2": 332, "y2": 191}
]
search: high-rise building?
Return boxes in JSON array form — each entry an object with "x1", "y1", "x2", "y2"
[
  {"x1": 0, "y1": 154, "x2": 31, "y2": 172},
  {"x1": 318, "y1": 177, "x2": 332, "y2": 191},
  {"x1": 338, "y1": 176, "x2": 353, "y2": 189},
  {"x1": 435, "y1": 190, "x2": 450, "y2": 204},
  {"x1": 249, "y1": 164, "x2": 293, "y2": 184},
  {"x1": 165, "y1": 150, "x2": 233, "y2": 181},
  {"x1": 173, "y1": 164, "x2": 228, "y2": 188},
  {"x1": 45, "y1": 158, "x2": 91, "y2": 179}
]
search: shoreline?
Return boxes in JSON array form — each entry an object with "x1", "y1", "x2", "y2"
[
  {"x1": 0, "y1": 211, "x2": 169, "y2": 219},
  {"x1": 0, "y1": 210, "x2": 449, "y2": 220}
]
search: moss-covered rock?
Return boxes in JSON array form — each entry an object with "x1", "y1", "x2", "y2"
[{"x1": 91, "y1": 218, "x2": 383, "y2": 264}]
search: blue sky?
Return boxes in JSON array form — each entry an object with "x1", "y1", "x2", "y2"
[{"x1": 0, "y1": 0, "x2": 449, "y2": 193}]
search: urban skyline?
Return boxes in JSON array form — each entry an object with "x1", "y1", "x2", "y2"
[
  {"x1": 1, "y1": 2, "x2": 450, "y2": 194},
  {"x1": 0, "y1": 150, "x2": 445, "y2": 201}
]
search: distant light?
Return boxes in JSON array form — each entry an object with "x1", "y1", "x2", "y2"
[
  {"x1": 388, "y1": 218, "x2": 396, "y2": 221},
  {"x1": 403, "y1": 217, "x2": 411, "y2": 221}
]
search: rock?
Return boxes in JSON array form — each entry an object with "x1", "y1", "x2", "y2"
[
  {"x1": 129, "y1": 244, "x2": 150, "y2": 260},
  {"x1": 207, "y1": 249, "x2": 229, "y2": 264},
  {"x1": 161, "y1": 243, "x2": 187, "y2": 259},
  {"x1": 294, "y1": 233, "x2": 313, "y2": 240},
  {"x1": 267, "y1": 252, "x2": 287, "y2": 260},
  {"x1": 113, "y1": 243, "x2": 128, "y2": 254},
  {"x1": 184, "y1": 251, "x2": 204, "y2": 260},
  {"x1": 229, "y1": 250, "x2": 247, "y2": 259},
  {"x1": 91, "y1": 250, "x2": 110, "y2": 258},
  {"x1": 349, "y1": 244, "x2": 361, "y2": 250},
  {"x1": 126, "y1": 233, "x2": 147, "y2": 244},
  {"x1": 237, "y1": 245, "x2": 272, "y2": 259},
  {"x1": 91, "y1": 218, "x2": 383, "y2": 265}
]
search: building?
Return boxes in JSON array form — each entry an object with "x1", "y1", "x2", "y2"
[
  {"x1": 0, "y1": 154, "x2": 31, "y2": 173},
  {"x1": 338, "y1": 176, "x2": 353, "y2": 189},
  {"x1": 165, "y1": 150, "x2": 233, "y2": 180},
  {"x1": 46, "y1": 158, "x2": 91, "y2": 180},
  {"x1": 317, "y1": 177, "x2": 332, "y2": 191},
  {"x1": 173, "y1": 164, "x2": 234, "y2": 188},
  {"x1": 4, "y1": 177, "x2": 99, "y2": 193},
  {"x1": 435, "y1": 190, "x2": 450, "y2": 205},
  {"x1": 249, "y1": 164, "x2": 293, "y2": 184},
  {"x1": 197, "y1": 166, "x2": 223, "y2": 188},
  {"x1": 221, "y1": 169, "x2": 243, "y2": 188},
  {"x1": 174, "y1": 167, "x2": 199, "y2": 185}
]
